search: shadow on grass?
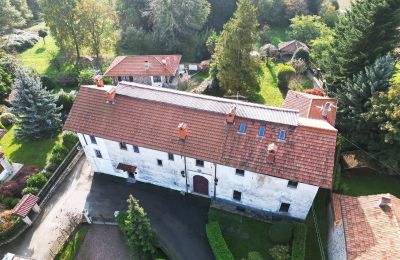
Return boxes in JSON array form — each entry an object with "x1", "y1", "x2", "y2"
[
  {"x1": 266, "y1": 62, "x2": 278, "y2": 84},
  {"x1": 35, "y1": 47, "x2": 46, "y2": 54}
]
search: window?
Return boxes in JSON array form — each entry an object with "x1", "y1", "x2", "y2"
[
  {"x1": 239, "y1": 122, "x2": 247, "y2": 134},
  {"x1": 94, "y1": 149, "x2": 102, "y2": 158},
  {"x1": 128, "y1": 76, "x2": 133, "y2": 82},
  {"x1": 168, "y1": 153, "x2": 174, "y2": 161},
  {"x1": 133, "y1": 145, "x2": 139, "y2": 153},
  {"x1": 279, "y1": 203, "x2": 290, "y2": 213},
  {"x1": 233, "y1": 190, "x2": 242, "y2": 201},
  {"x1": 119, "y1": 142, "x2": 127, "y2": 150},
  {"x1": 153, "y1": 76, "x2": 162, "y2": 82},
  {"x1": 196, "y1": 159, "x2": 204, "y2": 167},
  {"x1": 235, "y1": 169, "x2": 245, "y2": 176},
  {"x1": 157, "y1": 159, "x2": 163, "y2": 166},
  {"x1": 117, "y1": 76, "x2": 122, "y2": 82},
  {"x1": 258, "y1": 124, "x2": 266, "y2": 137},
  {"x1": 278, "y1": 130, "x2": 286, "y2": 140},
  {"x1": 287, "y1": 181, "x2": 298, "y2": 188},
  {"x1": 90, "y1": 135, "x2": 97, "y2": 144}
]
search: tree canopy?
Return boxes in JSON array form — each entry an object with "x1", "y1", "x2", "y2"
[{"x1": 288, "y1": 15, "x2": 333, "y2": 44}]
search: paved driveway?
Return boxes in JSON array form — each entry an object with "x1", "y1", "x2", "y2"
[{"x1": 86, "y1": 173, "x2": 214, "y2": 260}]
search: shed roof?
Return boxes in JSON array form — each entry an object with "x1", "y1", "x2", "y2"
[{"x1": 12, "y1": 193, "x2": 39, "y2": 218}]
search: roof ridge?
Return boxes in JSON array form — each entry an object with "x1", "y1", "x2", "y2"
[
  {"x1": 152, "y1": 55, "x2": 175, "y2": 75},
  {"x1": 104, "y1": 56, "x2": 127, "y2": 75}
]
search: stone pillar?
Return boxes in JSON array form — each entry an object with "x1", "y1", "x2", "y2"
[
  {"x1": 83, "y1": 209, "x2": 92, "y2": 224},
  {"x1": 22, "y1": 216, "x2": 32, "y2": 226},
  {"x1": 32, "y1": 203, "x2": 41, "y2": 213}
]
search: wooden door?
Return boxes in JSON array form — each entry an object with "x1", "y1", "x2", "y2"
[{"x1": 193, "y1": 175, "x2": 209, "y2": 196}]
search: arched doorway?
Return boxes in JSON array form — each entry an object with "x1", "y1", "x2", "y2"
[{"x1": 193, "y1": 175, "x2": 209, "y2": 196}]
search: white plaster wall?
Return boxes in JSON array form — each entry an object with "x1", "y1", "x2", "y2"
[
  {"x1": 328, "y1": 203, "x2": 347, "y2": 260},
  {"x1": 215, "y1": 165, "x2": 318, "y2": 219}
]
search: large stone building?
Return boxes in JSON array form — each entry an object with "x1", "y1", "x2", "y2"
[
  {"x1": 104, "y1": 55, "x2": 182, "y2": 88},
  {"x1": 64, "y1": 82, "x2": 337, "y2": 220}
]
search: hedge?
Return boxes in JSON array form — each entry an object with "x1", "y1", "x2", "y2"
[
  {"x1": 269, "y1": 220, "x2": 293, "y2": 243},
  {"x1": 291, "y1": 223, "x2": 307, "y2": 260},
  {"x1": 206, "y1": 221, "x2": 234, "y2": 260}
]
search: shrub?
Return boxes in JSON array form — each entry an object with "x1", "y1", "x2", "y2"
[
  {"x1": 62, "y1": 131, "x2": 78, "y2": 150},
  {"x1": 269, "y1": 245, "x2": 290, "y2": 260},
  {"x1": 206, "y1": 221, "x2": 234, "y2": 260},
  {"x1": 56, "y1": 72, "x2": 79, "y2": 88},
  {"x1": 292, "y1": 48, "x2": 310, "y2": 65},
  {"x1": 277, "y1": 65, "x2": 295, "y2": 91},
  {"x1": 44, "y1": 143, "x2": 70, "y2": 173},
  {"x1": 268, "y1": 220, "x2": 293, "y2": 243},
  {"x1": 21, "y1": 186, "x2": 39, "y2": 195},
  {"x1": 79, "y1": 69, "x2": 96, "y2": 85},
  {"x1": 0, "y1": 30, "x2": 39, "y2": 53},
  {"x1": 56, "y1": 90, "x2": 75, "y2": 118},
  {"x1": 291, "y1": 223, "x2": 307, "y2": 260},
  {"x1": 0, "y1": 113, "x2": 15, "y2": 127},
  {"x1": 290, "y1": 59, "x2": 307, "y2": 74},
  {"x1": 41, "y1": 75, "x2": 57, "y2": 91},
  {"x1": 26, "y1": 174, "x2": 48, "y2": 189},
  {"x1": 248, "y1": 251, "x2": 263, "y2": 260},
  {"x1": 1, "y1": 197, "x2": 20, "y2": 209},
  {"x1": 0, "y1": 166, "x2": 40, "y2": 197}
]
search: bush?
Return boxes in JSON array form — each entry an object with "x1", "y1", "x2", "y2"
[
  {"x1": 79, "y1": 69, "x2": 96, "y2": 85},
  {"x1": 291, "y1": 223, "x2": 307, "y2": 260},
  {"x1": 21, "y1": 186, "x2": 39, "y2": 195},
  {"x1": 26, "y1": 174, "x2": 48, "y2": 189},
  {"x1": 0, "y1": 166, "x2": 40, "y2": 197},
  {"x1": 0, "y1": 196, "x2": 20, "y2": 209},
  {"x1": 0, "y1": 113, "x2": 15, "y2": 127},
  {"x1": 277, "y1": 65, "x2": 295, "y2": 91},
  {"x1": 268, "y1": 220, "x2": 293, "y2": 243},
  {"x1": 56, "y1": 72, "x2": 79, "y2": 88},
  {"x1": 248, "y1": 251, "x2": 263, "y2": 260},
  {"x1": 45, "y1": 143, "x2": 70, "y2": 173},
  {"x1": 269, "y1": 245, "x2": 290, "y2": 260},
  {"x1": 56, "y1": 90, "x2": 75, "y2": 118},
  {"x1": 0, "y1": 30, "x2": 39, "y2": 53},
  {"x1": 62, "y1": 131, "x2": 79, "y2": 150},
  {"x1": 206, "y1": 222, "x2": 234, "y2": 260},
  {"x1": 41, "y1": 75, "x2": 57, "y2": 91}
]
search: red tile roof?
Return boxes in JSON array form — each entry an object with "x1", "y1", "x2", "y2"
[
  {"x1": 64, "y1": 84, "x2": 337, "y2": 188},
  {"x1": 12, "y1": 193, "x2": 39, "y2": 218},
  {"x1": 334, "y1": 193, "x2": 400, "y2": 260},
  {"x1": 104, "y1": 55, "x2": 182, "y2": 77},
  {"x1": 284, "y1": 90, "x2": 337, "y2": 126}
]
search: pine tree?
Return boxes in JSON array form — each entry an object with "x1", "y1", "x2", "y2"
[
  {"x1": 322, "y1": 0, "x2": 400, "y2": 92},
  {"x1": 336, "y1": 54, "x2": 395, "y2": 134},
  {"x1": 11, "y1": 69, "x2": 61, "y2": 140},
  {"x1": 214, "y1": 0, "x2": 260, "y2": 98}
]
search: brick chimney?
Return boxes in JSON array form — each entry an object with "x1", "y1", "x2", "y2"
[
  {"x1": 94, "y1": 75, "x2": 104, "y2": 87},
  {"x1": 379, "y1": 195, "x2": 392, "y2": 208},
  {"x1": 0, "y1": 152, "x2": 13, "y2": 173},
  {"x1": 105, "y1": 87, "x2": 116, "y2": 104},
  {"x1": 267, "y1": 143, "x2": 278, "y2": 163},
  {"x1": 226, "y1": 106, "x2": 236, "y2": 124},
  {"x1": 178, "y1": 123, "x2": 188, "y2": 140}
]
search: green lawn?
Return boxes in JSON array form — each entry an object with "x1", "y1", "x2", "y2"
[
  {"x1": 208, "y1": 208, "x2": 273, "y2": 259},
  {"x1": 305, "y1": 189, "x2": 329, "y2": 260},
  {"x1": 0, "y1": 126, "x2": 60, "y2": 168},
  {"x1": 267, "y1": 27, "x2": 289, "y2": 46},
  {"x1": 257, "y1": 62, "x2": 285, "y2": 107},
  {"x1": 56, "y1": 224, "x2": 90, "y2": 260},
  {"x1": 193, "y1": 71, "x2": 210, "y2": 81}
]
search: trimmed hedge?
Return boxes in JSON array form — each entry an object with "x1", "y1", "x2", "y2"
[
  {"x1": 0, "y1": 113, "x2": 15, "y2": 127},
  {"x1": 291, "y1": 223, "x2": 307, "y2": 260},
  {"x1": 206, "y1": 221, "x2": 234, "y2": 260}
]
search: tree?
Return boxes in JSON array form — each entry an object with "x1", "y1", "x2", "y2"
[
  {"x1": 206, "y1": 31, "x2": 219, "y2": 55},
  {"x1": 283, "y1": 0, "x2": 309, "y2": 20},
  {"x1": 288, "y1": 15, "x2": 333, "y2": 44},
  {"x1": 79, "y1": 0, "x2": 116, "y2": 59},
  {"x1": 0, "y1": 0, "x2": 24, "y2": 34},
  {"x1": 254, "y1": 0, "x2": 285, "y2": 26},
  {"x1": 11, "y1": 69, "x2": 61, "y2": 140},
  {"x1": 319, "y1": 0, "x2": 338, "y2": 27},
  {"x1": 214, "y1": 0, "x2": 260, "y2": 98},
  {"x1": 0, "y1": 67, "x2": 12, "y2": 101},
  {"x1": 310, "y1": 34, "x2": 334, "y2": 69},
  {"x1": 115, "y1": 0, "x2": 151, "y2": 31},
  {"x1": 40, "y1": 0, "x2": 85, "y2": 65},
  {"x1": 116, "y1": 195, "x2": 156, "y2": 256},
  {"x1": 27, "y1": 0, "x2": 41, "y2": 20},
  {"x1": 322, "y1": 0, "x2": 400, "y2": 92},
  {"x1": 307, "y1": 0, "x2": 322, "y2": 14},
  {"x1": 38, "y1": 29, "x2": 47, "y2": 44},
  {"x1": 149, "y1": 0, "x2": 210, "y2": 53},
  {"x1": 10, "y1": 0, "x2": 32, "y2": 20}
]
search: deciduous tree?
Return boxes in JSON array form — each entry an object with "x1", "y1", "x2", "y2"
[
  {"x1": 0, "y1": 0, "x2": 24, "y2": 33},
  {"x1": 288, "y1": 15, "x2": 333, "y2": 44}
]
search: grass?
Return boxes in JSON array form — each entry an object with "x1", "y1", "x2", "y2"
[
  {"x1": 0, "y1": 126, "x2": 61, "y2": 169},
  {"x1": 257, "y1": 62, "x2": 285, "y2": 107},
  {"x1": 55, "y1": 224, "x2": 90, "y2": 260},
  {"x1": 305, "y1": 189, "x2": 329, "y2": 260},
  {"x1": 192, "y1": 71, "x2": 210, "y2": 81},
  {"x1": 267, "y1": 27, "x2": 289, "y2": 46},
  {"x1": 208, "y1": 208, "x2": 273, "y2": 259}
]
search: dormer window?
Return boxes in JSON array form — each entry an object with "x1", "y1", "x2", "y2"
[
  {"x1": 258, "y1": 124, "x2": 266, "y2": 137},
  {"x1": 238, "y1": 122, "x2": 247, "y2": 134},
  {"x1": 278, "y1": 130, "x2": 286, "y2": 141}
]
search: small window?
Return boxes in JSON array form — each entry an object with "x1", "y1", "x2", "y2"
[
  {"x1": 279, "y1": 203, "x2": 290, "y2": 213},
  {"x1": 258, "y1": 124, "x2": 266, "y2": 137},
  {"x1": 157, "y1": 159, "x2": 163, "y2": 166},
  {"x1": 168, "y1": 153, "x2": 174, "y2": 161},
  {"x1": 133, "y1": 145, "x2": 139, "y2": 153},
  {"x1": 94, "y1": 149, "x2": 102, "y2": 158},
  {"x1": 233, "y1": 190, "x2": 242, "y2": 201},
  {"x1": 128, "y1": 76, "x2": 133, "y2": 82},
  {"x1": 235, "y1": 169, "x2": 245, "y2": 176},
  {"x1": 239, "y1": 122, "x2": 247, "y2": 134},
  {"x1": 153, "y1": 76, "x2": 162, "y2": 82},
  {"x1": 119, "y1": 142, "x2": 127, "y2": 150},
  {"x1": 90, "y1": 135, "x2": 97, "y2": 144},
  {"x1": 278, "y1": 130, "x2": 286, "y2": 140},
  {"x1": 288, "y1": 181, "x2": 298, "y2": 188},
  {"x1": 117, "y1": 76, "x2": 122, "y2": 82},
  {"x1": 196, "y1": 159, "x2": 204, "y2": 167}
]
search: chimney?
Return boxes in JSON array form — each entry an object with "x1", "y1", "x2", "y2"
[
  {"x1": 0, "y1": 152, "x2": 13, "y2": 173},
  {"x1": 144, "y1": 61, "x2": 150, "y2": 71},
  {"x1": 105, "y1": 86, "x2": 116, "y2": 104},
  {"x1": 178, "y1": 123, "x2": 188, "y2": 140},
  {"x1": 226, "y1": 106, "x2": 236, "y2": 124},
  {"x1": 267, "y1": 143, "x2": 278, "y2": 163},
  {"x1": 162, "y1": 59, "x2": 168, "y2": 65},
  {"x1": 379, "y1": 195, "x2": 392, "y2": 208},
  {"x1": 94, "y1": 75, "x2": 104, "y2": 87}
]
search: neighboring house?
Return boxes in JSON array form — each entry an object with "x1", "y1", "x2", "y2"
[
  {"x1": 64, "y1": 82, "x2": 337, "y2": 220},
  {"x1": 278, "y1": 40, "x2": 308, "y2": 59},
  {"x1": 104, "y1": 55, "x2": 182, "y2": 88},
  {"x1": 259, "y1": 43, "x2": 279, "y2": 58},
  {"x1": 284, "y1": 90, "x2": 337, "y2": 126},
  {"x1": 328, "y1": 193, "x2": 400, "y2": 260}
]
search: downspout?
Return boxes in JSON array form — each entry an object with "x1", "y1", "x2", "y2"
[
  {"x1": 184, "y1": 156, "x2": 188, "y2": 193},
  {"x1": 214, "y1": 163, "x2": 217, "y2": 200}
]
